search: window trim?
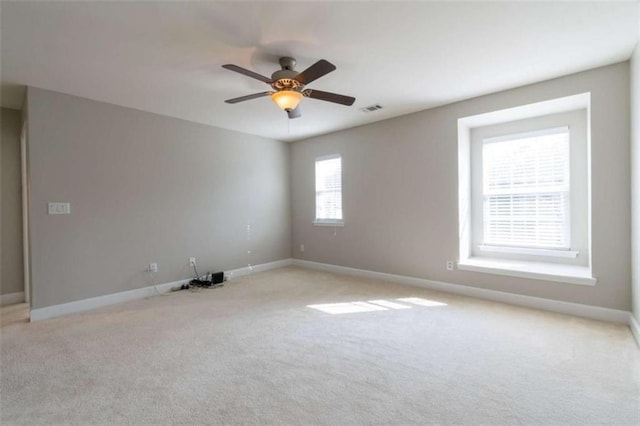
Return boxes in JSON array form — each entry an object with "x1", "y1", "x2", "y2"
[
  {"x1": 457, "y1": 93, "x2": 594, "y2": 285},
  {"x1": 313, "y1": 219, "x2": 345, "y2": 227},
  {"x1": 482, "y1": 125, "x2": 569, "y2": 145},
  {"x1": 314, "y1": 153, "x2": 344, "y2": 225},
  {"x1": 478, "y1": 244, "x2": 579, "y2": 258}
]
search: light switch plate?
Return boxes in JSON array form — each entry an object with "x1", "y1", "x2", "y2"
[{"x1": 48, "y1": 202, "x2": 71, "y2": 215}]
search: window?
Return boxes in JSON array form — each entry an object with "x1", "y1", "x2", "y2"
[
  {"x1": 457, "y1": 93, "x2": 594, "y2": 286},
  {"x1": 482, "y1": 127, "x2": 570, "y2": 251},
  {"x1": 315, "y1": 154, "x2": 343, "y2": 225}
]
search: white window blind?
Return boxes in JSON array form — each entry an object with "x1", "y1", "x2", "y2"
[
  {"x1": 482, "y1": 127, "x2": 570, "y2": 250},
  {"x1": 315, "y1": 155, "x2": 342, "y2": 221}
]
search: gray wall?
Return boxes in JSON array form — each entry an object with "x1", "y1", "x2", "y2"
[
  {"x1": 291, "y1": 62, "x2": 631, "y2": 311},
  {"x1": 27, "y1": 88, "x2": 291, "y2": 309},
  {"x1": 1, "y1": 107, "x2": 24, "y2": 296},
  {"x1": 632, "y1": 42, "x2": 640, "y2": 323}
]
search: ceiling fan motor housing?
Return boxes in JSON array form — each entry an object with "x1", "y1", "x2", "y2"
[
  {"x1": 271, "y1": 70, "x2": 303, "y2": 91},
  {"x1": 271, "y1": 57, "x2": 303, "y2": 91}
]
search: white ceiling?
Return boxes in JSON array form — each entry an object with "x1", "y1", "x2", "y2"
[{"x1": 1, "y1": 1, "x2": 638, "y2": 142}]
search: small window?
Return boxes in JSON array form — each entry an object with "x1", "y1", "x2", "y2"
[
  {"x1": 482, "y1": 127, "x2": 570, "y2": 251},
  {"x1": 315, "y1": 154, "x2": 343, "y2": 225}
]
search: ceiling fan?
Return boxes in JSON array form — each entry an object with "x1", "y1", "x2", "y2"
[{"x1": 222, "y1": 57, "x2": 356, "y2": 119}]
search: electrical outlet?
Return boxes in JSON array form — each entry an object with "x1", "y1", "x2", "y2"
[
  {"x1": 300, "y1": 244, "x2": 305, "y2": 252},
  {"x1": 48, "y1": 202, "x2": 71, "y2": 215},
  {"x1": 189, "y1": 257, "x2": 196, "y2": 267},
  {"x1": 149, "y1": 263, "x2": 158, "y2": 273},
  {"x1": 446, "y1": 260, "x2": 454, "y2": 271}
]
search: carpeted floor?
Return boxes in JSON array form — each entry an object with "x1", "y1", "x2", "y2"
[{"x1": 1, "y1": 266, "x2": 639, "y2": 425}]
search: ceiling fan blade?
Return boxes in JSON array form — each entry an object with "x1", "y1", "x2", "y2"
[
  {"x1": 222, "y1": 64, "x2": 272, "y2": 84},
  {"x1": 294, "y1": 60, "x2": 336, "y2": 85},
  {"x1": 224, "y1": 92, "x2": 272, "y2": 104},
  {"x1": 287, "y1": 106, "x2": 302, "y2": 119},
  {"x1": 303, "y1": 89, "x2": 355, "y2": 106}
]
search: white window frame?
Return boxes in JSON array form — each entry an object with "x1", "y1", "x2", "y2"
[
  {"x1": 479, "y1": 126, "x2": 572, "y2": 254},
  {"x1": 458, "y1": 93, "x2": 595, "y2": 286},
  {"x1": 314, "y1": 154, "x2": 344, "y2": 226}
]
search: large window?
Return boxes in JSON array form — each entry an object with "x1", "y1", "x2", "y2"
[
  {"x1": 482, "y1": 127, "x2": 570, "y2": 251},
  {"x1": 457, "y1": 93, "x2": 594, "y2": 286},
  {"x1": 315, "y1": 154, "x2": 343, "y2": 225}
]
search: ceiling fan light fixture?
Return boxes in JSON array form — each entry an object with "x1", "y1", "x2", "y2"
[{"x1": 271, "y1": 90, "x2": 303, "y2": 111}]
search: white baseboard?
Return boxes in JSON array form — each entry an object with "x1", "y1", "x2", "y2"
[
  {"x1": 629, "y1": 314, "x2": 640, "y2": 348},
  {"x1": 30, "y1": 278, "x2": 190, "y2": 322},
  {"x1": 291, "y1": 259, "x2": 631, "y2": 325},
  {"x1": 226, "y1": 258, "x2": 293, "y2": 280},
  {"x1": 0, "y1": 291, "x2": 25, "y2": 307},
  {"x1": 30, "y1": 258, "x2": 293, "y2": 322}
]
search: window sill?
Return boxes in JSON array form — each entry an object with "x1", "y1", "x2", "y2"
[
  {"x1": 457, "y1": 257, "x2": 596, "y2": 286},
  {"x1": 313, "y1": 220, "x2": 344, "y2": 227},
  {"x1": 478, "y1": 245, "x2": 579, "y2": 258}
]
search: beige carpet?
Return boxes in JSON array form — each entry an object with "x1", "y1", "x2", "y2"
[{"x1": 1, "y1": 266, "x2": 639, "y2": 425}]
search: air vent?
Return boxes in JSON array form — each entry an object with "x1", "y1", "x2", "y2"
[{"x1": 360, "y1": 104, "x2": 383, "y2": 113}]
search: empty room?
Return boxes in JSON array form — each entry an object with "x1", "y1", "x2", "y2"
[{"x1": 1, "y1": 1, "x2": 639, "y2": 425}]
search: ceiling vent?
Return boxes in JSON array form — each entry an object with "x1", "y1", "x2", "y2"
[{"x1": 360, "y1": 104, "x2": 383, "y2": 113}]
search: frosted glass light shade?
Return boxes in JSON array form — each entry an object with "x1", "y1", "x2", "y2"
[{"x1": 271, "y1": 90, "x2": 303, "y2": 111}]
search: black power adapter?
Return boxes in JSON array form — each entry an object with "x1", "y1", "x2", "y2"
[
  {"x1": 211, "y1": 272, "x2": 224, "y2": 284},
  {"x1": 190, "y1": 271, "x2": 224, "y2": 288}
]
